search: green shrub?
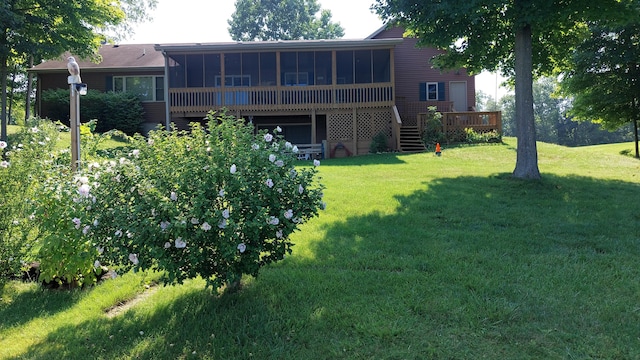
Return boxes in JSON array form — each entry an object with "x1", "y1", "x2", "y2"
[
  {"x1": 41, "y1": 89, "x2": 145, "y2": 135},
  {"x1": 0, "y1": 118, "x2": 60, "y2": 286},
  {"x1": 369, "y1": 131, "x2": 389, "y2": 153},
  {"x1": 31, "y1": 111, "x2": 325, "y2": 290},
  {"x1": 421, "y1": 106, "x2": 446, "y2": 146},
  {"x1": 464, "y1": 128, "x2": 502, "y2": 144}
]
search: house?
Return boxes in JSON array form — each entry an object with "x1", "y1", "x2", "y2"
[{"x1": 30, "y1": 26, "x2": 500, "y2": 157}]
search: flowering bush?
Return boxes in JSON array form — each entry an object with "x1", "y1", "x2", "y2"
[
  {"x1": 0, "y1": 119, "x2": 60, "y2": 286},
  {"x1": 33, "y1": 111, "x2": 325, "y2": 290}
]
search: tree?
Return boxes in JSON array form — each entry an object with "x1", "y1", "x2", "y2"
[
  {"x1": 228, "y1": 0, "x2": 345, "y2": 41},
  {"x1": 373, "y1": 0, "x2": 638, "y2": 179},
  {"x1": 558, "y1": 23, "x2": 640, "y2": 158},
  {"x1": 1, "y1": 0, "x2": 157, "y2": 142}
]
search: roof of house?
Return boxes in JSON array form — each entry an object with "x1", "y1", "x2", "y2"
[
  {"x1": 154, "y1": 38, "x2": 403, "y2": 53},
  {"x1": 29, "y1": 44, "x2": 164, "y2": 72}
]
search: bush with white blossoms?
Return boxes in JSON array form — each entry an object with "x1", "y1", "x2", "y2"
[
  {"x1": 0, "y1": 119, "x2": 60, "y2": 286},
  {"x1": 66, "y1": 111, "x2": 325, "y2": 290}
]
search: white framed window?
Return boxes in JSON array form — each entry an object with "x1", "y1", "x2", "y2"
[
  {"x1": 214, "y1": 75, "x2": 251, "y2": 87},
  {"x1": 113, "y1": 76, "x2": 164, "y2": 102},
  {"x1": 426, "y1": 82, "x2": 439, "y2": 101}
]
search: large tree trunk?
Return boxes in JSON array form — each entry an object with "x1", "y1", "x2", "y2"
[
  {"x1": 1, "y1": 55, "x2": 8, "y2": 142},
  {"x1": 513, "y1": 24, "x2": 541, "y2": 179}
]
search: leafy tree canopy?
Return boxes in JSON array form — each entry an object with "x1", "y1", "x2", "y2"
[
  {"x1": 372, "y1": 0, "x2": 639, "y2": 179},
  {"x1": 558, "y1": 22, "x2": 640, "y2": 157},
  {"x1": 1, "y1": 0, "x2": 157, "y2": 141},
  {"x1": 228, "y1": 0, "x2": 345, "y2": 41}
]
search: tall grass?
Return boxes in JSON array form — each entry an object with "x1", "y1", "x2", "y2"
[{"x1": 1, "y1": 138, "x2": 639, "y2": 359}]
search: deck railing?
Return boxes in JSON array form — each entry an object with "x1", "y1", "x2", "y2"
[
  {"x1": 169, "y1": 83, "x2": 394, "y2": 113},
  {"x1": 418, "y1": 111, "x2": 502, "y2": 140}
]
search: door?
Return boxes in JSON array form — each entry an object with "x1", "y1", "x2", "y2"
[{"x1": 449, "y1": 81, "x2": 468, "y2": 112}]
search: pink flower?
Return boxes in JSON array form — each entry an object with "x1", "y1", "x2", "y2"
[
  {"x1": 72, "y1": 217, "x2": 81, "y2": 228},
  {"x1": 284, "y1": 209, "x2": 293, "y2": 219},
  {"x1": 264, "y1": 133, "x2": 273, "y2": 142},
  {"x1": 268, "y1": 216, "x2": 280, "y2": 225},
  {"x1": 78, "y1": 184, "x2": 91, "y2": 197},
  {"x1": 0, "y1": 161, "x2": 9, "y2": 168},
  {"x1": 266, "y1": 178, "x2": 274, "y2": 188},
  {"x1": 129, "y1": 253, "x2": 139, "y2": 265},
  {"x1": 175, "y1": 238, "x2": 186, "y2": 248}
]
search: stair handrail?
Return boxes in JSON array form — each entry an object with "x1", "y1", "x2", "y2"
[{"x1": 392, "y1": 105, "x2": 402, "y2": 151}]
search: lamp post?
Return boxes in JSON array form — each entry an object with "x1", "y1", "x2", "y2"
[{"x1": 67, "y1": 56, "x2": 86, "y2": 172}]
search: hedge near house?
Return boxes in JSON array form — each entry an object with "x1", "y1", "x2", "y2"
[{"x1": 41, "y1": 89, "x2": 145, "y2": 135}]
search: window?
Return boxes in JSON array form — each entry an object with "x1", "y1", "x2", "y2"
[
  {"x1": 113, "y1": 76, "x2": 164, "y2": 101},
  {"x1": 419, "y1": 82, "x2": 445, "y2": 101}
]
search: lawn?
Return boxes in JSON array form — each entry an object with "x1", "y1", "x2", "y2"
[{"x1": 1, "y1": 138, "x2": 639, "y2": 359}]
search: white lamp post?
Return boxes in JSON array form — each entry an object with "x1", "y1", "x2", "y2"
[{"x1": 67, "y1": 56, "x2": 86, "y2": 172}]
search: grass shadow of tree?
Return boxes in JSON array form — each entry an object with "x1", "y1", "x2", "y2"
[{"x1": 12, "y1": 173, "x2": 640, "y2": 359}]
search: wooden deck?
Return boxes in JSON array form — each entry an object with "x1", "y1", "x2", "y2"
[
  {"x1": 417, "y1": 111, "x2": 502, "y2": 140},
  {"x1": 169, "y1": 83, "x2": 394, "y2": 115}
]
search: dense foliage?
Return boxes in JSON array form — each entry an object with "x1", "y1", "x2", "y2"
[
  {"x1": 8, "y1": 112, "x2": 325, "y2": 290},
  {"x1": 41, "y1": 89, "x2": 146, "y2": 135},
  {"x1": 0, "y1": 119, "x2": 60, "y2": 288},
  {"x1": 228, "y1": 0, "x2": 344, "y2": 41}
]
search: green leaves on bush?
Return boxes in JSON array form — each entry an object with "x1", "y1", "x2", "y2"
[
  {"x1": 28, "y1": 111, "x2": 325, "y2": 291},
  {"x1": 41, "y1": 89, "x2": 145, "y2": 135}
]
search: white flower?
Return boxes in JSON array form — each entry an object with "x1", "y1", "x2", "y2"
[
  {"x1": 160, "y1": 221, "x2": 170, "y2": 231},
  {"x1": 147, "y1": 138, "x2": 154, "y2": 145},
  {"x1": 313, "y1": 159, "x2": 321, "y2": 167},
  {"x1": 285, "y1": 141, "x2": 293, "y2": 149},
  {"x1": 97, "y1": 246, "x2": 104, "y2": 254},
  {"x1": 115, "y1": 229, "x2": 123, "y2": 237},
  {"x1": 218, "y1": 189, "x2": 225, "y2": 197},
  {"x1": 292, "y1": 145, "x2": 299, "y2": 153},
  {"x1": 230, "y1": 164, "x2": 237, "y2": 174},
  {"x1": 126, "y1": 230, "x2": 134, "y2": 238},
  {"x1": 78, "y1": 176, "x2": 89, "y2": 184},
  {"x1": 0, "y1": 141, "x2": 7, "y2": 149},
  {"x1": 78, "y1": 184, "x2": 91, "y2": 197},
  {"x1": 129, "y1": 253, "x2": 139, "y2": 265},
  {"x1": 222, "y1": 209, "x2": 230, "y2": 219},
  {"x1": 218, "y1": 219, "x2": 227, "y2": 229},
  {"x1": 237, "y1": 243, "x2": 246, "y2": 253},
  {"x1": 275, "y1": 160, "x2": 284, "y2": 167},
  {"x1": 276, "y1": 230, "x2": 283, "y2": 239},
  {"x1": 252, "y1": 143, "x2": 260, "y2": 150},
  {"x1": 298, "y1": 184, "x2": 304, "y2": 194},
  {"x1": 94, "y1": 260, "x2": 101, "y2": 268},
  {"x1": 264, "y1": 133, "x2": 273, "y2": 142},
  {"x1": 82, "y1": 225, "x2": 91, "y2": 235},
  {"x1": 266, "y1": 178, "x2": 274, "y2": 188},
  {"x1": 275, "y1": 126, "x2": 282, "y2": 133},
  {"x1": 131, "y1": 149, "x2": 140, "y2": 158},
  {"x1": 201, "y1": 222, "x2": 212, "y2": 231},
  {"x1": 72, "y1": 217, "x2": 82, "y2": 228},
  {"x1": 30, "y1": 127, "x2": 39, "y2": 133},
  {"x1": 284, "y1": 209, "x2": 293, "y2": 220},
  {"x1": 170, "y1": 191, "x2": 178, "y2": 201},
  {"x1": 0, "y1": 161, "x2": 9, "y2": 168},
  {"x1": 190, "y1": 217, "x2": 199, "y2": 224},
  {"x1": 175, "y1": 238, "x2": 187, "y2": 248},
  {"x1": 268, "y1": 216, "x2": 280, "y2": 225},
  {"x1": 93, "y1": 219, "x2": 99, "y2": 227},
  {"x1": 269, "y1": 154, "x2": 276, "y2": 163},
  {"x1": 164, "y1": 242, "x2": 171, "y2": 249}
]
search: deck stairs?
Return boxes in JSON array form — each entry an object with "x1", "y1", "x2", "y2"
[{"x1": 399, "y1": 126, "x2": 426, "y2": 153}]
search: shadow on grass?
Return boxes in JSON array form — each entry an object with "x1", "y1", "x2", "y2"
[
  {"x1": 0, "y1": 283, "x2": 83, "y2": 330},
  {"x1": 14, "y1": 173, "x2": 640, "y2": 359}
]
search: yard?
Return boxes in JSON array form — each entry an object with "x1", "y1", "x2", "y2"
[{"x1": 1, "y1": 137, "x2": 639, "y2": 359}]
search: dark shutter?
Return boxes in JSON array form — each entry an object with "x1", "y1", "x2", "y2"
[
  {"x1": 438, "y1": 82, "x2": 445, "y2": 101},
  {"x1": 419, "y1": 82, "x2": 426, "y2": 101},
  {"x1": 105, "y1": 76, "x2": 113, "y2": 92}
]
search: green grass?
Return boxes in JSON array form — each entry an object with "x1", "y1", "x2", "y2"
[{"x1": 1, "y1": 138, "x2": 639, "y2": 359}]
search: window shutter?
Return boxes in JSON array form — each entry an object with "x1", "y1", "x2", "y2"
[
  {"x1": 419, "y1": 82, "x2": 426, "y2": 101},
  {"x1": 105, "y1": 76, "x2": 113, "y2": 92},
  {"x1": 438, "y1": 82, "x2": 445, "y2": 101}
]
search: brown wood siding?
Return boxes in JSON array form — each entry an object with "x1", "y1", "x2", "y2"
[{"x1": 372, "y1": 27, "x2": 476, "y2": 120}]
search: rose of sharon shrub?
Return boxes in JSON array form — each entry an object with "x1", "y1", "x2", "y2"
[{"x1": 79, "y1": 111, "x2": 325, "y2": 290}]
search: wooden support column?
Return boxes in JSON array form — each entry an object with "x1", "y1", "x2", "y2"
[{"x1": 311, "y1": 109, "x2": 317, "y2": 143}]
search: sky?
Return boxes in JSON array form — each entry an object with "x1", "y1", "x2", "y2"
[{"x1": 122, "y1": 0, "x2": 509, "y2": 99}]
